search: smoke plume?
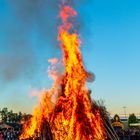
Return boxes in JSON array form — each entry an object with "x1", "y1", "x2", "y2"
[{"x1": 0, "y1": 0, "x2": 89, "y2": 82}]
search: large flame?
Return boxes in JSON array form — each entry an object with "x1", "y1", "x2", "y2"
[{"x1": 20, "y1": 3, "x2": 106, "y2": 140}]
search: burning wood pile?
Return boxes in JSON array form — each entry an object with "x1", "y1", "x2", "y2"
[{"x1": 20, "y1": 1, "x2": 119, "y2": 140}]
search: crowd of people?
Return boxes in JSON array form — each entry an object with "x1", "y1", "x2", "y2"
[
  {"x1": 115, "y1": 128, "x2": 140, "y2": 140},
  {"x1": 0, "y1": 124, "x2": 140, "y2": 140},
  {"x1": 0, "y1": 128, "x2": 21, "y2": 140}
]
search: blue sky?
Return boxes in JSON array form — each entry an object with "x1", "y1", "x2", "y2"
[{"x1": 0, "y1": 0, "x2": 140, "y2": 116}]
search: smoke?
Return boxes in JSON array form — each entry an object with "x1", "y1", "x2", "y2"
[
  {"x1": 86, "y1": 72, "x2": 95, "y2": 83},
  {"x1": 8, "y1": 0, "x2": 84, "y2": 37},
  {"x1": 0, "y1": 27, "x2": 37, "y2": 82},
  {"x1": 0, "y1": 0, "x2": 89, "y2": 82},
  {"x1": 8, "y1": 0, "x2": 60, "y2": 44},
  {"x1": 0, "y1": 54, "x2": 34, "y2": 81},
  {"x1": 0, "y1": 0, "x2": 61, "y2": 82}
]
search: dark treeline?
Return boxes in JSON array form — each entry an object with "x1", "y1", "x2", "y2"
[{"x1": 0, "y1": 107, "x2": 31, "y2": 123}]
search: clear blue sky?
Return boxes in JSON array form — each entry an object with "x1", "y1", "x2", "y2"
[{"x1": 0, "y1": 0, "x2": 140, "y2": 115}]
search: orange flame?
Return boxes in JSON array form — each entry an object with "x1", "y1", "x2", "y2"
[{"x1": 20, "y1": 4, "x2": 106, "y2": 140}]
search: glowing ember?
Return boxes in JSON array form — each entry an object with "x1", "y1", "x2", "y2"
[{"x1": 20, "y1": 3, "x2": 106, "y2": 140}]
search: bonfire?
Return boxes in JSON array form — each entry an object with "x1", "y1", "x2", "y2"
[{"x1": 20, "y1": 1, "x2": 118, "y2": 140}]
